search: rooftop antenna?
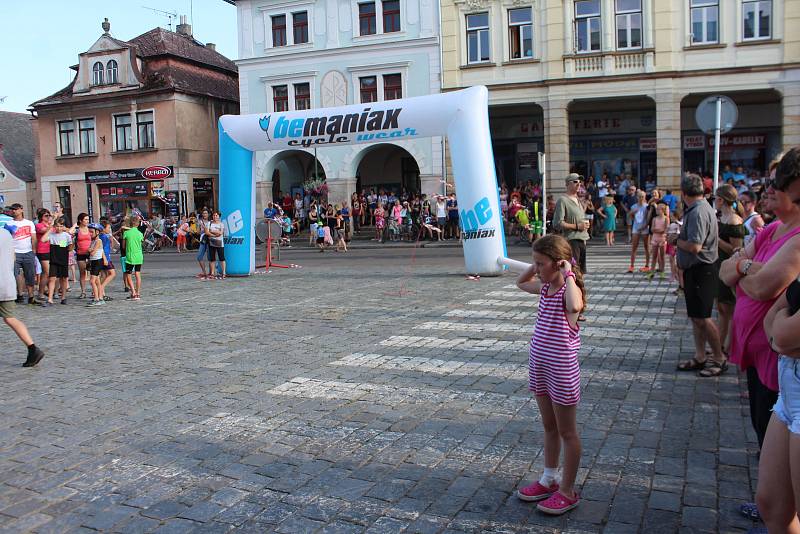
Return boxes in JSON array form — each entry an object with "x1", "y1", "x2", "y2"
[
  {"x1": 0, "y1": 97, "x2": 7, "y2": 104},
  {"x1": 142, "y1": 6, "x2": 179, "y2": 31}
]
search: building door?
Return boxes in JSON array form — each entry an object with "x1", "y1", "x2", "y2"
[
  {"x1": 640, "y1": 152, "x2": 657, "y2": 186},
  {"x1": 57, "y1": 186, "x2": 73, "y2": 226},
  {"x1": 193, "y1": 178, "x2": 215, "y2": 212}
]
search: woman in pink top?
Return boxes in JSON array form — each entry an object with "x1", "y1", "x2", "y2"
[
  {"x1": 34, "y1": 208, "x2": 52, "y2": 300},
  {"x1": 73, "y1": 213, "x2": 92, "y2": 299}
]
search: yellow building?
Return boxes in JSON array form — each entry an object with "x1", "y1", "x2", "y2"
[{"x1": 441, "y1": 0, "x2": 800, "y2": 191}]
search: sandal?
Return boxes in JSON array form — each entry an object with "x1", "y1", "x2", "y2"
[
  {"x1": 677, "y1": 357, "x2": 706, "y2": 371},
  {"x1": 698, "y1": 359, "x2": 728, "y2": 377}
]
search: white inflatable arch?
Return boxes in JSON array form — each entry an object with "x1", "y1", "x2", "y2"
[{"x1": 218, "y1": 86, "x2": 509, "y2": 276}]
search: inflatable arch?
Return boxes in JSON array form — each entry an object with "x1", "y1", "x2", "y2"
[{"x1": 218, "y1": 85, "x2": 511, "y2": 276}]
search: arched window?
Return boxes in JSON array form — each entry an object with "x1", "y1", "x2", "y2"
[
  {"x1": 106, "y1": 60, "x2": 118, "y2": 84},
  {"x1": 92, "y1": 62, "x2": 104, "y2": 85}
]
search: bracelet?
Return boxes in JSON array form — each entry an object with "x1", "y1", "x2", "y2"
[
  {"x1": 563, "y1": 271, "x2": 576, "y2": 280},
  {"x1": 735, "y1": 258, "x2": 746, "y2": 277},
  {"x1": 742, "y1": 259, "x2": 754, "y2": 276}
]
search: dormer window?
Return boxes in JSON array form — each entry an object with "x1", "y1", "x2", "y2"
[
  {"x1": 106, "y1": 60, "x2": 118, "y2": 84},
  {"x1": 92, "y1": 62, "x2": 104, "y2": 85}
]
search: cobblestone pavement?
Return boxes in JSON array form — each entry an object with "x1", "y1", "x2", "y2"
[{"x1": 0, "y1": 243, "x2": 759, "y2": 533}]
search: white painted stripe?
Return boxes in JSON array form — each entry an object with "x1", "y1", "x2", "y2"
[
  {"x1": 330, "y1": 352, "x2": 525, "y2": 378},
  {"x1": 380, "y1": 335, "x2": 529, "y2": 351},
  {"x1": 415, "y1": 321, "x2": 529, "y2": 334}
]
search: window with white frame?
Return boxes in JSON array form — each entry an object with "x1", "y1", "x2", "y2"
[
  {"x1": 58, "y1": 120, "x2": 75, "y2": 156},
  {"x1": 273, "y1": 85, "x2": 289, "y2": 112},
  {"x1": 360, "y1": 76, "x2": 378, "y2": 103},
  {"x1": 383, "y1": 74, "x2": 402, "y2": 100},
  {"x1": 106, "y1": 60, "x2": 118, "y2": 84},
  {"x1": 359, "y1": 2, "x2": 377, "y2": 35},
  {"x1": 114, "y1": 114, "x2": 132, "y2": 151},
  {"x1": 294, "y1": 83, "x2": 311, "y2": 110},
  {"x1": 466, "y1": 12, "x2": 490, "y2": 63},
  {"x1": 743, "y1": 0, "x2": 771, "y2": 40},
  {"x1": 575, "y1": 0, "x2": 601, "y2": 52},
  {"x1": 92, "y1": 62, "x2": 104, "y2": 85},
  {"x1": 509, "y1": 8, "x2": 533, "y2": 59},
  {"x1": 293, "y1": 11, "x2": 309, "y2": 44},
  {"x1": 690, "y1": 0, "x2": 719, "y2": 44},
  {"x1": 78, "y1": 118, "x2": 95, "y2": 154},
  {"x1": 382, "y1": 0, "x2": 401, "y2": 32},
  {"x1": 616, "y1": 0, "x2": 642, "y2": 49},
  {"x1": 137, "y1": 111, "x2": 154, "y2": 149},
  {"x1": 272, "y1": 15, "x2": 287, "y2": 47}
]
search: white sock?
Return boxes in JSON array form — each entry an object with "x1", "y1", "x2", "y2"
[{"x1": 540, "y1": 467, "x2": 560, "y2": 486}]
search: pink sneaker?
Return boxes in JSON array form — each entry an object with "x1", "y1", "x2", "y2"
[
  {"x1": 517, "y1": 481, "x2": 559, "y2": 502},
  {"x1": 537, "y1": 491, "x2": 580, "y2": 515}
]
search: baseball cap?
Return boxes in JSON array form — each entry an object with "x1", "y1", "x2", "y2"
[
  {"x1": 9, "y1": 203, "x2": 23, "y2": 210},
  {"x1": 565, "y1": 173, "x2": 582, "y2": 183}
]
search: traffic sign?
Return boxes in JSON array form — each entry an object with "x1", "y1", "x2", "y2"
[{"x1": 696, "y1": 95, "x2": 738, "y2": 135}]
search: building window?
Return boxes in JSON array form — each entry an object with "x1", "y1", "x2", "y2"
[
  {"x1": 273, "y1": 85, "x2": 289, "y2": 111},
  {"x1": 359, "y1": 2, "x2": 377, "y2": 35},
  {"x1": 383, "y1": 74, "x2": 402, "y2": 100},
  {"x1": 293, "y1": 11, "x2": 309, "y2": 44},
  {"x1": 272, "y1": 15, "x2": 287, "y2": 47},
  {"x1": 615, "y1": 0, "x2": 642, "y2": 49},
  {"x1": 743, "y1": 0, "x2": 771, "y2": 40},
  {"x1": 360, "y1": 76, "x2": 378, "y2": 103},
  {"x1": 106, "y1": 60, "x2": 118, "y2": 84},
  {"x1": 509, "y1": 8, "x2": 533, "y2": 59},
  {"x1": 690, "y1": 0, "x2": 719, "y2": 44},
  {"x1": 137, "y1": 111, "x2": 154, "y2": 149},
  {"x1": 92, "y1": 62, "x2": 104, "y2": 85},
  {"x1": 575, "y1": 0, "x2": 601, "y2": 52},
  {"x1": 383, "y1": 0, "x2": 401, "y2": 33},
  {"x1": 466, "y1": 12, "x2": 490, "y2": 63},
  {"x1": 78, "y1": 118, "x2": 95, "y2": 154},
  {"x1": 114, "y1": 114, "x2": 132, "y2": 151},
  {"x1": 58, "y1": 120, "x2": 75, "y2": 156},
  {"x1": 295, "y1": 83, "x2": 311, "y2": 110}
]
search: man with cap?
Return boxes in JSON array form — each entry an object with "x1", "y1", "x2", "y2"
[
  {"x1": 552, "y1": 173, "x2": 590, "y2": 275},
  {"x1": 9, "y1": 203, "x2": 37, "y2": 304},
  {"x1": 0, "y1": 215, "x2": 45, "y2": 367}
]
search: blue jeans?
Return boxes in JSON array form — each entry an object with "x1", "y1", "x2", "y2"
[
  {"x1": 197, "y1": 241, "x2": 209, "y2": 262},
  {"x1": 773, "y1": 356, "x2": 800, "y2": 435}
]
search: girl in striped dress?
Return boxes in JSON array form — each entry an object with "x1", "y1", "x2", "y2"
[{"x1": 515, "y1": 234, "x2": 586, "y2": 515}]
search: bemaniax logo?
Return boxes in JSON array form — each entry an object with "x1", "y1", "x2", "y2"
[{"x1": 259, "y1": 107, "x2": 417, "y2": 147}]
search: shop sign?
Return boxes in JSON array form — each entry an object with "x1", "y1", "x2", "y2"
[
  {"x1": 684, "y1": 135, "x2": 705, "y2": 150},
  {"x1": 164, "y1": 191, "x2": 180, "y2": 217},
  {"x1": 639, "y1": 138, "x2": 657, "y2": 152},
  {"x1": 99, "y1": 182, "x2": 149, "y2": 197},
  {"x1": 588, "y1": 138, "x2": 639, "y2": 152},
  {"x1": 193, "y1": 178, "x2": 214, "y2": 195},
  {"x1": 569, "y1": 112, "x2": 656, "y2": 134},
  {"x1": 85, "y1": 165, "x2": 174, "y2": 184},
  {"x1": 708, "y1": 134, "x2": 766, "y2": 148}
]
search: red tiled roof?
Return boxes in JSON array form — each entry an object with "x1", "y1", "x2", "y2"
[
  {"x1": 31, "y1": 28, "x2": 238, "y2": 108},
  {"x1": 128, "y1": 28, "x2": 237, "y2": 74}
]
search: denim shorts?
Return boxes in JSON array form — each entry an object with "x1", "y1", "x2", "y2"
[{"x1": 773, "y1": 356, "x2": 800, "y2": 435}]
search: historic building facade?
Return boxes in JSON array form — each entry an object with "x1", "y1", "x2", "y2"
[
  {"x1": 440, "y1": 0, "x2": 800, "y2": 191},
  {"x1": 233, "y1": 0, "x2": 442, "y2": 206},
  {"x1": 31, "y1": 18, "x2": 239, "y2": 223}
]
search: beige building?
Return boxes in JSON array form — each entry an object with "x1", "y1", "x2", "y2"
[
  {"x1": 441, "y1": 0, "x2": 800, "y2": 191},
  {"x1": 30, "y1": 18, "x2": 238, "y2": 224}
]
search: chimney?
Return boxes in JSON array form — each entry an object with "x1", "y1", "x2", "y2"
[
  {"x1": 206, "y1": 43, "x2": 216, "y2": 51},
  {"x1": 176, "y1": 15, "x2": 192, "y2": 36}
]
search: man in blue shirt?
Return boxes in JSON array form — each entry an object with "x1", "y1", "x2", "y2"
[
  {"x1": 662, "y1": 189, "x2": 678, "y2": 214},
  {"x1": 622, "y1": 185, "x2": 638, "y2": 244},
  {"x1": 263, "y1": 202, "x2": 278, "y2": 219}
]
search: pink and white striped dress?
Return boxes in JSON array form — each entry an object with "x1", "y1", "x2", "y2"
[{"x1": 529, "y1": 281, "x2": 581, "y2": 405}]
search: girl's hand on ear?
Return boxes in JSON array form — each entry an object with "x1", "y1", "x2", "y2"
[{"x1": 558, "y1": 260, "x2": 572, "y2": 276}]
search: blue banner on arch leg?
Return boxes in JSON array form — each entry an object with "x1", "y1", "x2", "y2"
[{"x1": 218, "y1": 128, "x2": 255, "y2": 276}]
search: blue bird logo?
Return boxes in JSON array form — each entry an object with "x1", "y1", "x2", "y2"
[{"x1": 259, "y1": 116, "x2": 271, "y2": 142}]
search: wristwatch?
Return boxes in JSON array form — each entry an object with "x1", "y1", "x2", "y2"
[{"x1": 742, "y1": 260, "x2": 754, "y2": 276}]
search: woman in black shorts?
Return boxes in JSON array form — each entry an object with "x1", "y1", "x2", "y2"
[{"x1": 206, "y1": 211, "x2": 226, "y2": 279}]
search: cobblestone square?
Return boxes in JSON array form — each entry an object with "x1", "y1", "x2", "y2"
[{"x1": 0, "y1": 244, "x2": 758, "y2": 533}]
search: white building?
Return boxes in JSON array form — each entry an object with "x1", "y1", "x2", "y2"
[{"x1": 232, "y1": 0, "x2": 443, "y2": 207}]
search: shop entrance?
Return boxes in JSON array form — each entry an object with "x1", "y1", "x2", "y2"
[
  {"x1": 355, "y1": 144, "x2": 420, "y2": 195},
  {"x1": 193, "y1": 178, "x2": 215, "y2": 212},
  {"x1": 488, "y1": 103, "x2": 545, "y2": 188},
  {"x1": 269, "y1": 150, "x2": 326, "y2": 202},
  {"x1": 568, "y1": 97, "x2": 656, "y2": 188}
]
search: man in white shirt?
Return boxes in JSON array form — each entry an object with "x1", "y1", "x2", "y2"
[
  {"x1": 9, "y1": 203, "x2": 37, "y2": 304},
  {"x1": 0, "y1": 216, "x2": 45, "y2": 367}
]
